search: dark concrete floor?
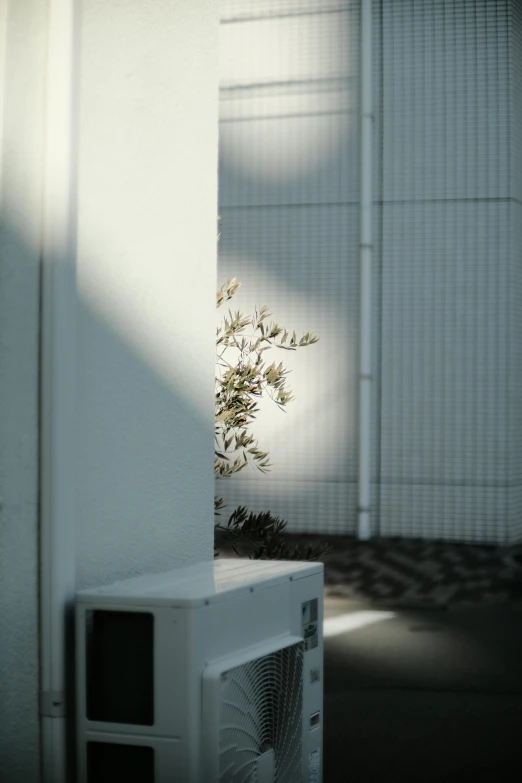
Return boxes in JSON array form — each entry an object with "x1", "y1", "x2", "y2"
[
  {"x1": 322, "y1": 597, "x2": 522, "y2": 782},
  {"x1": 216, "y1": 534, "x2": 522, "y2": 779}
]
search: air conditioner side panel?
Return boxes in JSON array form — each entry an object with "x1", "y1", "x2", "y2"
[
  {"x1": 77, "y1": 732, "x2": 180, "y2": 783},
  {"x1": 290, "y1": 572, "x2": 324, "y2": 783},
  {"x1": 76, "y1": 604, "x2": 195, "y2": 782}
]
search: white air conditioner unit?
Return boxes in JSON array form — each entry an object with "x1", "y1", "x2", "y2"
[{"x1": 76, "y1": 558, "x2": 324, "y2": 783}]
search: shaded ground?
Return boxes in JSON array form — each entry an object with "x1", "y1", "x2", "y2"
[
  {"x1": 323, "y1": 597, "x2": 522, "y2": 783},
  {"x1": 216, "y1": 536, "x2": 522, "y2": 780}
]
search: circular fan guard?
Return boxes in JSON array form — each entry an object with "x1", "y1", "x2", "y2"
[{"x1": 218, "y1": 641, "x2": 304, "y2": 783}]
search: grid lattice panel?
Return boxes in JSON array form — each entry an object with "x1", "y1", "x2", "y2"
[
  {"x1": 508, "y1": 0, "x2": 522, "y2": 542},
  {"x1": 509, "y1": 199, "x2": 522, "y2": 544},
  {"x1": 509, "y1": 0, "x2": 522, "y2": 204},
  {"x1": 380, "y1": 201, "x2": 510, "y2": 542},
  {"x1": 216, "y1": 476, "x2": 359, "y2": 536},
  {"x1": 219, "y1": 1, "x2": 359, "y2": 210},
  {"x1": 217, "y1": 206, "x2": 359, "y2": 534},
  {"x1": 218, "y1": 0, "x2": 518, "y2": 543},
  {"x1": 378, "y1": 1, "x2": 513, "y2": 543},
  {"x1": 218, "y1": 0, "x2": 360, "y2": 534},
  {"x1": 381, "y1": 0, "x2": 510, "y2": 202}
]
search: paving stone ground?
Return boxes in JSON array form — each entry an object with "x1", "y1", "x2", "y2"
[
  {"x1": 287, "y1": 534, "x2": 522, "y2": 608},
  {"x1": 217, "y1": 534, "x2": 522, "y2": 608}
]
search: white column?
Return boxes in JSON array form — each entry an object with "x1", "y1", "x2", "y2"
[{"x1": 358, "y1": 0, "x2": 373, "y2": 540}]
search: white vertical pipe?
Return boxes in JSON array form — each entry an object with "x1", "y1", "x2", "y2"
[
  {"x1": 39, "y1": 1, "x2": 78, "y2": 781},
  {"x1": 358, "y1": 0, "x2": 373, "y2": 540}
]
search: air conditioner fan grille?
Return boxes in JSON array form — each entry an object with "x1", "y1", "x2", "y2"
[{"x1": 218, "y1": 641, "x2": 304, "y2": 783}]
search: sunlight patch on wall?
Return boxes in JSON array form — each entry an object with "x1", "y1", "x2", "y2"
[{"x1": 217, "y1": 261, "x2": 354, "y2": 484}]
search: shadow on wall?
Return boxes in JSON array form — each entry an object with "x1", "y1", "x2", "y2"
[
  {"x1": 0, "y1": 211, "x2": 42, "y2": 783},
  {"x1": 0, "y1": 210, "x2": 213, "y2": 779},
  {"x1": 1, "y1": 210, "x2": 216, "y2": 585},
  {"x1": 75, "y1": 274, "x2": 214, "y2": 588}
]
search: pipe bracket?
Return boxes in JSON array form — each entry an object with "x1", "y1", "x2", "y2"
[{"x1": 39, "y1": 690, "x2": 66, "y2": 718}]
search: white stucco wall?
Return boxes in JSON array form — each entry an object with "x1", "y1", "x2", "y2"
[
  {"x1": 76, "y1": 0, "x2": 219, "y2": 588},
  {"x1": 0, "y1": 1, "x2": 46, "y2": 779},
  {"x1": 1, "y1": 0, "x2": 219, "y2": 778}
]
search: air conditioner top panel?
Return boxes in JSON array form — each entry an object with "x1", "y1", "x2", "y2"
[{"x1": 76, "y1": 558, "x2": 323, "y2": 607}]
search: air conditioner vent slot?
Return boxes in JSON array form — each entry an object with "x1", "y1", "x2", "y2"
[
  {"x1": 86, "y1": 610, "x2": 154, "y2": 725},
  {"x1": 87, "y1": 742, "x2": 154, "y2": 783}
]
